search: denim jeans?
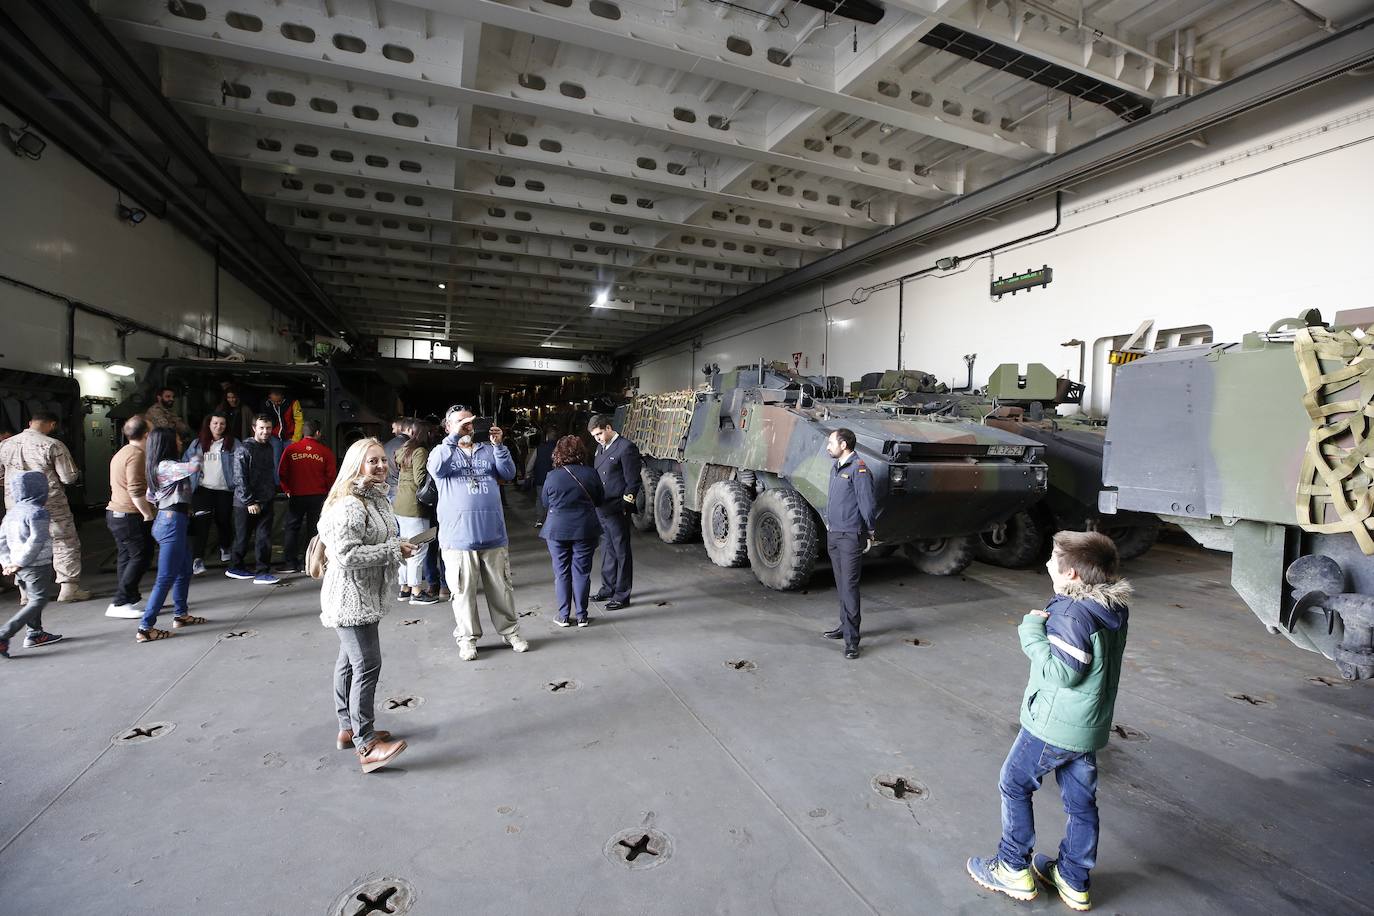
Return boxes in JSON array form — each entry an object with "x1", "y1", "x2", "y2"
[
  {"x1": 335, "y1": 623, "x2": 382, "y2": 750},
  {"x1": 998, "y1": 727, "x2": 1099, "y2": 891},
  {"x1": 3, "y1": 565, "x2": 53, "y2": 639},
  {"x1": 141, "y1": 510, "x2": 192, "y2": 630},
  {"x1": 106, "y1": 510, "x2": 153, "y2": 607}
]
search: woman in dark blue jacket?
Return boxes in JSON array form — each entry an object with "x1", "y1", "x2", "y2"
[{"x1": 540, "y1": 435, "x2": 604, "y2": 627}]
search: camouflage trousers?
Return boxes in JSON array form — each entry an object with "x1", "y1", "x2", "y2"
[{"x1": 49, "y1": 506, "x2": 82, "y2": 584}]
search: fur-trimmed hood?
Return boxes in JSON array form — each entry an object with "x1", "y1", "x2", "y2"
[{"x1": 1058, "y1": 578, "x2": 1133, "y2": 609}]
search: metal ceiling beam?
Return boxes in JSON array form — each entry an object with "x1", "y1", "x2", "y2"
[
  {"x1": 25, "y1": 0, "x2": 352, "y2": 338},
  {"x1": 619, "y1": 14, "x2": 1374, "y2": 356},
  {"x1": 103, "y1": 15, "x2": 949, "y2": 197}
]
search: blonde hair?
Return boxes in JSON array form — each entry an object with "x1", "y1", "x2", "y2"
[{"x1": 323, "y1": 437, "x2": 384, "y2": 512}]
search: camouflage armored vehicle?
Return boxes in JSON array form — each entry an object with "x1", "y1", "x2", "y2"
[
  {"x1": 890, "y1": 363, "x2": 1161, "y2": 567},
  {"x1": 617, "y1": 362, "x2": 1049, "y2": 590},
  {"x1": 1100, "y1": 312, "x2": 1374, "y2": 679}
]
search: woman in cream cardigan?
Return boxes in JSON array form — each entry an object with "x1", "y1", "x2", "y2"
[{"x1": 317, "y1": 437, "x2": 416, "y2": 773}]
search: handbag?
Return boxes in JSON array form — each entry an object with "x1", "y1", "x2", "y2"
[
  {"x1": 416, "y1": 471, "x2": 438, "y2": 507},
  {"x1": 306, "y1": 534, "x2": 328, "y2": 579}
]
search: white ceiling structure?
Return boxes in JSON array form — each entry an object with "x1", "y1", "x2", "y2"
[{"x1": 92, "y1": 0, "x2": 1363, "y2": 356}]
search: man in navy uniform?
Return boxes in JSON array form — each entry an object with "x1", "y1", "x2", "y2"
[
  {"x1": 821, "y1": 427, "x2": 877, "y2": 659},
  {"x1": 589, "y1": 415, "x2": 642, "y2": 610}
]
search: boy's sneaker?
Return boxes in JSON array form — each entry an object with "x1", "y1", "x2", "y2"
[
  {"x1": 105, "y1": 602, "x2": 144, "y2": 619},
  {"x1": 576, "y1": 618, "x2": 591, "y2": 628},
  {"x1": 967, "y1": 856, "x2": 1038, "y2": 902},
  {"x1": 409, "y1": 593, "x2": 439, "y2": 606},
  {"x1": 1032, "y1": 854, "x2": 1091, "y2": 911},
  {"x1": 23, "y1": 631, "x2": 64, "y2": 649},
  {"x1": 553, "y1": 618, "x2": 571, "y2": 628},
  {"x1": 225, "y1": 568, "x2": 254, "y2": 580},
  {"x1": 192, "y1": 559, "x2": 207, "y2": 576},
  {"x1": 253, "y1": 574, "x2": 280, "y2": 586},
  {"x1": 0, "y1": 638, "x2": 8, "y2": 658}
]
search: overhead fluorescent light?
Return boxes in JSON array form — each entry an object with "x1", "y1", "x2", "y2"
[{"x1": 105, "y1": 363, "x2": 136, "y2": 377}]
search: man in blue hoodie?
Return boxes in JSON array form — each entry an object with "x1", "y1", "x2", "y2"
[
  {"x1": 0, "y1": 471, "x2": 65, "y2": 657},
  {"x1": 428, "y1": 406, "x2": 528, "y2": 662}
]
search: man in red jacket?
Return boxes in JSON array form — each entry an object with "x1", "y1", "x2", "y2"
[{"x1": 277, "y1": 419, "x2": 336, "y2": 574}]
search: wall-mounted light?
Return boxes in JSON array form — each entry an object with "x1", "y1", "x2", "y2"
[
  {"x1": 104, "y1": 363, "x2": 136, "y2": 377},
  {"x1": 0, "y1": 123, "x2": 45, "y2": 160},
  {"x1": 437, "y1": 282, "x2": 447, "y2": 290},
  {"x1": 591, "y1": 290, "x2": 609, "y2": 308},
  {"x1": 117, "y1": 202, "x2": 146, "y2": 225}
]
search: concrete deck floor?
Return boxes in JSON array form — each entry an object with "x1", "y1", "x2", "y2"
[{"x1": 1, "y1": 499, "x2": 1371, "y2": 916}]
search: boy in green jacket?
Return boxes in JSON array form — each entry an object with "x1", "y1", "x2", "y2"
[{"x1": 967, "y1": 531, "x2": 1132, "y2": 912}]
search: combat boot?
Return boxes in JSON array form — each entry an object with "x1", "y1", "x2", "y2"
[{"x1": 58, "y1": 582, "x2": 92, "y2": 602}]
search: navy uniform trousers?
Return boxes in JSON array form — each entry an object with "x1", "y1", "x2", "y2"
[
  {"x1": 827, "y1": 532, "x2": 863, "y2": 650},
  {"x1": 598, "y1": 510, "x2": 633, "y2": 602}
]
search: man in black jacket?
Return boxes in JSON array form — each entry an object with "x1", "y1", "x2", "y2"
[
  {"x1": 589, "y1": 415, "x2": 641, "y2": 610},
  {"x1": 530, "y1": 426, "x2": 558, "y2": 530},
  {"x1": 226, "y1": 415, "x2": 280, "y2": 585}
]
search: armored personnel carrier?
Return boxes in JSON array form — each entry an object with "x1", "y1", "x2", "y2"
[
  {"x1": 1101, "y1": 312, "x2": 1374, "y2": 679},
  {"x1": 889, "y1": 363, "x2": 1161, "y2": 567},
  {"x1": 617, "y1": 362, "x2": 1049, "y2": 590}
]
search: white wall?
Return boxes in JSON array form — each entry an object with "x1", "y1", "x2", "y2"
[
  {"x1": 634, "y1": 75, "x2": 1374, "y2": 415},
  {"x1": 0, "y1": 102, "x2": 295, "y2": 393}
]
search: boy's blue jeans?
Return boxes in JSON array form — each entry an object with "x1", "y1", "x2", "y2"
[
  {"x1": 998, "y1": 727, "x2": 1099, "y2": 891},
  {"x1": 4, "y1": 565, "x2": 53, "y2": 639}
]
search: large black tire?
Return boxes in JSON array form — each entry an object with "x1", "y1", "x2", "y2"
[
  {"x1": 632, "y1": 468, "x2": 662, "y2": 532},
  {"x1": 905, "y1": 535, "x2": 976, "y2": 576},
  {"x1": 975, "y1": 510, "x2": 1046, "y2": 568},
  {"x1": 654, "y1": 471, "x2": 699, "y2": 544},
  {"x1": 746, "y1": 488, "x2": 819, "y2": 590},
  {"x1": 701, "y1": 480, "x2": 752, "y2": 567},
  {"x1": 1106, "y1": 521, "x2": 1160, "y2": 560}
]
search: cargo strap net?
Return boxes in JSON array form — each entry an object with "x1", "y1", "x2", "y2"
[
  {"x1": 1295, "y1": 325, "x2": 1374, "y2": 555},
  {"x1": 622, "y1": 389, "x2": 697, "y2": 460}
]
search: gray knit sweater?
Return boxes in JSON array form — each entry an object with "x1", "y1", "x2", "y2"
[{"x1": 317, "y1": 482, "x2": 402, "y2": 628}]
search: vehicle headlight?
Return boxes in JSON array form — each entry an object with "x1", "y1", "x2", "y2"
[{"x1": 987, "y1": 444, "x2": 1025, "y2": 457}]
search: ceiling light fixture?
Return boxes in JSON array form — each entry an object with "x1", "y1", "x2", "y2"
[
  {"x1": 592, "y1": 290, "x2": 609, "y2": 308},
  {"x1": 437, "y1": 282, "x2": 447, "y2": 290},
  {"x1": 104, "y1": 363, "x2": 136, "y2": 377}
]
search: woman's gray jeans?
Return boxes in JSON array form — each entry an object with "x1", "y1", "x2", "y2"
[{"x1": 334, "y1": 623, "x2": 382, "y2": 750}]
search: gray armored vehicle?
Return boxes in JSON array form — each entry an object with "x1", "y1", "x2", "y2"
[
  {"x1": 618, "y1": 362, "x2": 1049, "y2": 590},
  {"x1": 1101, "y1": 312, "x2": 1374, "y2": 679},
  {"x1": 887, "y1": 363, "x2": 1161, "y2": 567}
]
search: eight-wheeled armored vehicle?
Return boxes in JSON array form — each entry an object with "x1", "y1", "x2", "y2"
[
  {"x1": 1101, "y1": 312, "x2": 1374, "y2": 679},
  {"x1": 617, "y1": 363, "x2": 1049, "y2": 590}
]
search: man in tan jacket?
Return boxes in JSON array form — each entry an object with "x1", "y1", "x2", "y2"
[
  {"x1": 0, "y1": 411, "x2": 88, "y2": 601},
  {"x1": 104, "y1": 416, "x2": 157, "y2": 618}
]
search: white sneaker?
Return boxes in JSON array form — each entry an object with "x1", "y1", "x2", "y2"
[
  {"x1": 457, "y1": 643, "x2": 478, "y2": 661},
  {"x1": 105, "y1": 603, "x2": 143, "y2": 619},
  {"x1": 219, "y1": 548, "x2": 231, "y2": 563},
  {"x1": 505, "y1": 634, "x2": 530, "y2": 653},
  {"x1": 192, "y1": 559, "x2": 207, "y2": 576}
]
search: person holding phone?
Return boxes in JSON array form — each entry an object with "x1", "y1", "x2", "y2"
[
  {"x1": 316, "y1": 437, "x2": 413, "y2": 773},
  {"x1": 428, "y1": 406, "x2": 526, "y2": 661}
]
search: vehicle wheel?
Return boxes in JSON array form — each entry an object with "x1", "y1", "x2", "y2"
[
  {"x1": 701, "y1": 480, "x2": 752, "y2": 567},
  {"x1": 869, "y1": 544, "x2": 899, "y2": 559},
  {"x1": 905, "y1": 535, "x2": 976, "y2": 576},
  {"x1": 632, "y1": 468, "x2": 662, "y2": 533},
  {"x1": 975, "y1": 510, "x2": 1045, "y2": 568},
  {"x1": 1106, "y1": 521, "x2": 1160, "y2": 560},
  {"x1": 746, "y1": 488, "x2": 820, "y2": 590},
  {"x1": 654, "y1": 471, "x2": 699, "y2": 544}
]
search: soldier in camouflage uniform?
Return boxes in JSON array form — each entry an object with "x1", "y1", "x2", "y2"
[
  {"x1": 0, "y1": 411, "x2": 89, "y2": 601},
  {"x1": 144, "y1": 387, "x2": 192, "y2": 442}
]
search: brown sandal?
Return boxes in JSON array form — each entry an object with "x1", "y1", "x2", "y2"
[
  {"x1": 136, "y1": 627, "x2": 172, "y2": 642},
  {"x1": 172, "y1": 615, "x2": 208, "y2": 628}
]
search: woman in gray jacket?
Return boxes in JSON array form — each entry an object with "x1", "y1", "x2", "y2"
[{"x1": 317, "y1": 437, "x2": 415, "y2": 773}]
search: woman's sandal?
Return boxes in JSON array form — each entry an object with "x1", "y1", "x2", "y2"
[
  {"x1": 136, "y1": 627, "x2": 172, "y2": 642},
  {"x1": 172, "y1": 615, "x2": 208, "y2": 628}
]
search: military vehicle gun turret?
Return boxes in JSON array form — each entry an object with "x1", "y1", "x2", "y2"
[
  {"x1": 882, "y1": 363, "x2": 1162, "y2": 567},
  {"x1": 616, "y1": 362, "x2": 1049, "y2": 590},
  {"x1": 1101, "y1": 312, "x2": 1374, "y2": 679}
]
